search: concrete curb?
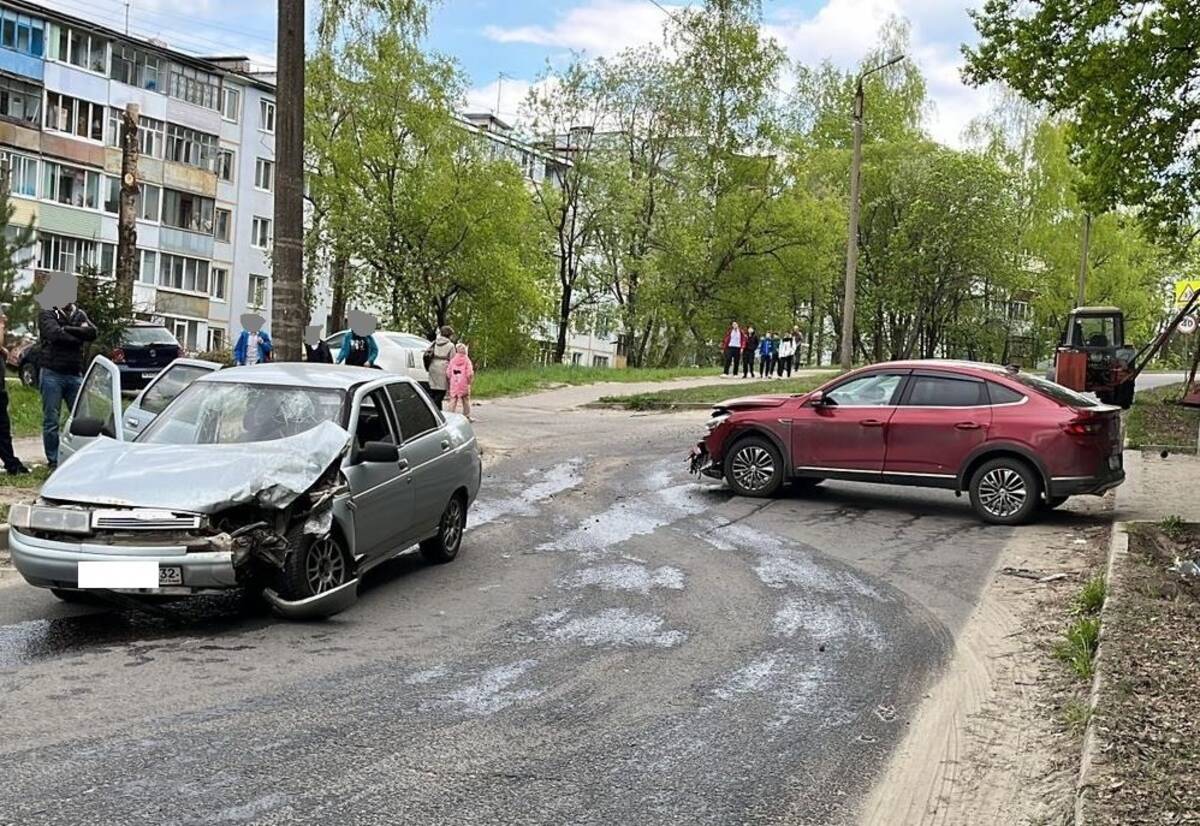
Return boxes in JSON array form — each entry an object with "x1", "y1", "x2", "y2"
[{"x1": 1075, "y1": 522, "x2": 1129, "y2": 823}]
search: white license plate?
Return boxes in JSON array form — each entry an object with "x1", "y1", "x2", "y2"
[{"x1": 159, "y1": 566, "x2": 183, "y2": 586}]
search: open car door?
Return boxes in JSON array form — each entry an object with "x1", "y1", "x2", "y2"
[
  {"x1": 122, "y1": 358, "x2": 221, "y2": 438},
  {"x1": 59, "y1": 355, "x2": 124, "y2": 463}
]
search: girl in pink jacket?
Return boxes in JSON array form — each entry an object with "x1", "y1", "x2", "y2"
[{"x1": 447, "y1": 343, "x2": 475, "y2": 419}]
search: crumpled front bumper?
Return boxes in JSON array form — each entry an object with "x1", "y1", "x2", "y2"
[
  {"x1": 688, "y1": 443, "x2": 722, "y2": 479},
  {"x1": 8, "y1": 528, "x2": 238, "y2": 592}
]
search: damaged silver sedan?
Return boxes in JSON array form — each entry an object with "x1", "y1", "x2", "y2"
[{"x1": 7, "y1": 359, "x2": 482, "y2": 619}]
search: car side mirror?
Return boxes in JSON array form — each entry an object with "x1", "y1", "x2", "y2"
[
  {"x1": 809, "y1": 391, "x2": 828, "y2": 407},
  {"x1": 69, "y1": 416, "x2": 105, "y2": 438},
  {"x1": 358, "y1": 440, "x2": 399, "y2": 464}
]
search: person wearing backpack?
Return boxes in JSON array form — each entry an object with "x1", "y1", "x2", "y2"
[{"x1": 424, "y1": 326, "x2": 456, "y2": 408}]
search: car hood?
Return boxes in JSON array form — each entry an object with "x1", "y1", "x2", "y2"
[
  {"x1": 43, "y1": 420, "x2": 352, "y2": 514},
  {"x1": 716, "y1": 394, "x2": 793, "y2": 411}
]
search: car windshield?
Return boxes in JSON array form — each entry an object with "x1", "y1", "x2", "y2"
[
  {"x1": 138, "y1": 382, "x2": 346, "y2": 444},
  {"x1": 123, "y1": 327, "x2": 179, "y2": 346},
  {"x1": 1010, "y1": 373, "x2": 1098, "y2": 408},
  {"x1": 382, "y1": 333, "x2": 430, "y2": 349}
]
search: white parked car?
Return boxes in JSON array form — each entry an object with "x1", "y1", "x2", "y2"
[{"x1": 324, "y1": 330, "x2": 432, "y2": 385}]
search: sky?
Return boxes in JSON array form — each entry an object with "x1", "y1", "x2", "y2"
[{"x1": 35, "y1": 0, "x2": 994, "y2": 147}]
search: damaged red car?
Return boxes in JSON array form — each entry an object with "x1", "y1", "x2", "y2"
[{"x1": 690, "y1": 361, "x2": 1124, "y2": 525}]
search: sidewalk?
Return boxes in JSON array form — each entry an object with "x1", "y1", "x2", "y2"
[{"x1": 1113, "y1": 449, "x2": 1200, "y2": 521}]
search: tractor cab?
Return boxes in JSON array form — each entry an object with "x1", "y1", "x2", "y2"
[{"x1": 1054, "y1": 307, "x2": 1137, "y2": 407}]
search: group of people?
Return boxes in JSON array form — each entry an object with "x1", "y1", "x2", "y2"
[
  {"x1": 234, "y1": 312, "x2": 475, "y2": 417},
  {"x1": 720, "y1": 322, "x2": 804, "y2": 379}
]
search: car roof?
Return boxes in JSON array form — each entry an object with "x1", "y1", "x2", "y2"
[
  {"x1": 854, "y1": 359, "x2": 1010, "y2": 377},
  {"x1": 196, "y1": 363, "x2": 408, "y2": 390}
]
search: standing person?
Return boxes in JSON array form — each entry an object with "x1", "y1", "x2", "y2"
[
  {"x1": 336, "y1": 309, "x2": 379, "y2": 368},
  {"x1": 742, "y1": 326, "x2": 760, "y2": 378},
  {"x1": 720, "y1": 321, "x2": 744, "y2": 376},
  {"x1": 0, "y1": 310, "x2": 29, "y2": 475},
  {"x1": 304, "y1": 325, "x2": 333, "y2": 363},
  {"x1": 233, "y1": 313, "x2": 272, "y2": 366},
  {"x1": 777, "y1": 331, "x2": 796, "y2": 378},
  {"x1": 758, "y1": 331, "x2": 776, "y2": 378},
  {"x1": 447, "y1": 343, "x2": 475, "y2": 420},
  {"x1": 425, "y1": 325, "x2": 456, "y2": 408},
  {"x1": 35, "y1": 273, "x2": 96, "y2": 470},
  {"x1": 791, "y1": 325, "x2": 804, "y2": 366}
]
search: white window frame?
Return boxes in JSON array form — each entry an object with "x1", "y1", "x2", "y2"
[
  {"x1": 209, "y1": 265, "x2": 228, "y2": 301},
  {"x1": 259, "y1": 99, "x2": 275, "y2": 134},
  {"x1": 44, "y1": 90, "x2": 105, "y2": 143},
  {"x1": 138, "y1": 182, "x2": 161, "y2": 223},
  {"x1": 42, "y1": 160, "x2": 101, "y2": 210},
  {"x1": 216, "y1": 147, "x2": 235, "y2": 183},
  {"x1": 247, "y1": 273, "x2": 268, "y2": 308},
  {"x1": 254, "y1": 157, "x2": 273, "y2": 192},
  {"x1": 220, "y1": 86, "x2": 240, "y2": 122},
  {"x1": 214, "y1": 207, "x2": 233, "y2": 243},
  {"x1": 157, "y1": 251, "x2": 211, "y2": 295},
  {"x1": 2, "y1": 151, "x2": 38, "y2": 198},
  {"x1": 207, "y1": 326, "x2": 227, "y2": 351},
  {"x1": 250, "y1": 216, "x2": 272, "y2": 249}
]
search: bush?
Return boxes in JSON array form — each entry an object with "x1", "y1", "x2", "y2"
[{"x1": 193, "y1": 349, "x2": 235, "y2": 367}]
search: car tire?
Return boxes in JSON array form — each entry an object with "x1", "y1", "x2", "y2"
[
  {"x1": 420, "y1": 493, "x2": 466, "y2": 564},
  {"x1": 276, "y1": 532, "x2": 353, "y2": 600},
  {"x1": 969, "y1": 457, "x2": 1040, "y2": 525},
  {"x1": 1042, "y1": 495, "x2": 1069, "y2": 510},
  {"x1": 20, "y1": 363, "x2": 37, "y2": 388},
  {"x1": 724, "y1": 436, "x2": 784, "y2": 498}
]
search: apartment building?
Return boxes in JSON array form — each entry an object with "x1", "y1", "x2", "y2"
[{"x1": 0, "y1": 0, "x2": 276, "y2": 352}]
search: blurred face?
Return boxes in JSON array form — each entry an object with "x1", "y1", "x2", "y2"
[
  {"x1": 241, "y1": 313, "x2": 265, "y2": 333},
  {"x1": 348, "y1": 309, "x2": 377, "y2": 336},
  {"x1": 304, "y1": 325, "x2": 322, "y2": 346}
]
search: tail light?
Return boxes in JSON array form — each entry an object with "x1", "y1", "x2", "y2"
[
  {"x1": 1061, "y1": 410, "x2": 1108, "y2": 437},
  {"x1": 111, "y1": 347, "x2": 126, "y2": 364}
]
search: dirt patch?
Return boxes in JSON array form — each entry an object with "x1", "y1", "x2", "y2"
[
  {"x1": 1082, "y1": 523, "x2": 1200, "y2": 824},
  {"x1": 1124, "y1": 383, "x2": 1200, "y2": 450},
  {"x1": 859, "y1": 509, "x2": 1112, "y2": 825}
]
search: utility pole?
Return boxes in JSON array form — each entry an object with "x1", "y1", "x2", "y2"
[
  {"x1": 272, "y1": 0, "x2": 305, "y2": 361},
  {"x1": 116, "y1": 103, "x2": 139, "y2": 310},
  {"x1": 1076, "y1": 212, "x2": 1092, "y2": 307},
  {"x1": 840, "y1": 54, "x2": 905, "y2": 371}
]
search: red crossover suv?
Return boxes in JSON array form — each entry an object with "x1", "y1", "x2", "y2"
[{"x1": 689, "y1": 361, "x2": 1125, "y2": 524}]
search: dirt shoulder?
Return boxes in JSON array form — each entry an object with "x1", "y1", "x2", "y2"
[
  {"x1": 1080, "y1": 523, "x2": 1200, "y2": 824},
  {"x1": 858, "y1": 502, "x2": 1111, "y2": 825}
]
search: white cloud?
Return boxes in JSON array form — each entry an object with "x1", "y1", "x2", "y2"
[
  {"x1": 483, "y1": 0, "x2": 676, "y2": 57},
  {"x1": 465, "y1": 76, "x2": 535, "y2": 123}
]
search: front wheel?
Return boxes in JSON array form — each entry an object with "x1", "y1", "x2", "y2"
[
  {"x1": 725, "y1": 436, "x2": 784, "y2": 498},
  {"x1": 969, "y1": 458, "x2": 1040, "y2": 525},
  {"x1": 421, "y1": 494, "x2": 466, "y2": 563},
  {"x1": 277, "y1": 532, "x2": 353, "y2": 600}
]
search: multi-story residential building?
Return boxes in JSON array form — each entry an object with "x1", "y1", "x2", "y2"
[{"x1": 0, "y1": 0, "x2": 276, "y2": 353}]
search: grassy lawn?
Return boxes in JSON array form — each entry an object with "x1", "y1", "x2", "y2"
[
  {"x1": 471, "y1": 365, "x2": 719, "y2": 400},
  {"x1": 5, "y1": 380, "x2": 45, "y2": 439},
  {"x1": 597, "y1": 373, "x2": 835, "y2": 410},
  {"x1": 0, "y1": 465, "x2": 52, "y2": 524},
  {"x1": 1125, "y1": 383, "x2": 1200, "y2": 450}
]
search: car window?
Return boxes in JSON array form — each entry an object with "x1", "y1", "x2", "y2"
[
  {"x1": 123, "y1": 326, "x2": 178, "y2": 346},
  {"x1": 825, "y1": 373, "x2": 903, "y2": 406},
  {"x1": 76, "y1": 365, "x2": 119, "y2": 437},
  {"x1": 138, "y1": 364, "x2": 214, "y2": 415},
  {"x1": 354, "y1": 390, "x2": 397, "y2": 448},
  {"x1": 382, "y1": 333, "x2": 430, "y2": 349},
  {"x1": 987, "y1": 383, "x2": 1025, "y2": 405},
  {"x1": 387, "y1": 381, "x2": 439, "y2": 440},
  {"x1": 1009, "y1": 373, "x2": 1098, "y2": 407},
  {"x1": 905, "y1": 375, "x2": 986, "y2": 406},
  {"x1": 140, "y1": 383, "x2": 345, "y2": 444}
]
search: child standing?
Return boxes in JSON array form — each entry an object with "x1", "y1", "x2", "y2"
[{"x1": 447, "y1": 343, "x2": 475, "y2": 420}]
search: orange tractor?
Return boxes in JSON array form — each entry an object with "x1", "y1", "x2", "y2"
[{"x1": 1051, "y1": 293, "x2": 1200, "y2": 409}]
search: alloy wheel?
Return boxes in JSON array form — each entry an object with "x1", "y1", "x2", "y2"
[
  {"x1": 304, "y1": 536, "x2": 347, "y2": 595},
  {"x1": 443, "y1": 498, "x2": 464, "y2": 552},
  {"x1": 731, "y1": 445, "x2": 776, "y2": 492},
  {"x1": 977, "y1": 467, "x2": 1027, "y2": 518}
]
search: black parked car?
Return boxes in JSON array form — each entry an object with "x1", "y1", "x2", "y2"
[{"x1": 20, "y1": 323, "x2": 183, "y2": 392}]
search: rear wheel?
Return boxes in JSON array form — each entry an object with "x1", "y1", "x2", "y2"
[
  {"x1": 969, "y1": 458, "x2": 1040, "y2": 525},
  {"x1": 725, "y1": 436, "x2": 784, "y2": 498},
  {"x1": 421, "y1": 494, "x2": 466, "y2": 563}
]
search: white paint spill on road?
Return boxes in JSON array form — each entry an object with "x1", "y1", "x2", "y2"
[
  {"x1": 444, "y1": 660, "x2": 541, "y2": 714},
  {"x1": 562, "y1": 563, "x2": 685, "y2": 595},
  {"x1": 714, "y1": 655, "x2": 777, "y2": 700},
  {"x1": 772, "y1": 598, "x2": 885, "y2": 650},
  {"x1": 469, "y1": 460, "x2": 584, "y2": 529},
  {"x1": 539, "y1": 608, "x2": 687, "y2": 648},
  {"x1": 404, "y1": 665, "x2": 449, "y2": 685}
]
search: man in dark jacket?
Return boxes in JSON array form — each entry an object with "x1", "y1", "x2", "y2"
[
  {"x1": 304, "y1": 325, "x2": 333, "y2": 363},
  {"x1": 36, "y1": 273, "x2": 96, "y2": 469},
  {"x1": 741, "y1": 326, "x2": 760, "y2": 378}
]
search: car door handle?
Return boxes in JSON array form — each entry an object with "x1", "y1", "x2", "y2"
[
  {"x1": 440, "y1": 439, "x2": 450, "y2": 451},
  {"x1": 859, "y1": 419, "x2": 886, "y2": 427},
  {"x1": 955, "y1": 422, "x2": 983, "y2": 430},
  {"x1": 396, "y1": 459, "x2": 410, "y2": 471}
]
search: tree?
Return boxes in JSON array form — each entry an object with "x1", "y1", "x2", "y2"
[
  {"x1": 964, "y1": 0, "x2": 1200, "y2": 248},
  {"x1": 0, "y1": 166, "x2": 36, "y2": 332}
]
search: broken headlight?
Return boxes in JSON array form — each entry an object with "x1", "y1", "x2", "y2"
[
  {"x1": 706, "y1": 413, "x2": 731, "y2": 432},
  {"x1": 8, "y1": 504, "x2": 92, "y2": 535}
]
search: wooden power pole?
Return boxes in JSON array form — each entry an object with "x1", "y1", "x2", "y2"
[
  {"x1": 272, "y1": 0, "x2": 305, "y2": 361},
  {"x1": 116, "y1": 103, "x2": 139, "y2": 310}
]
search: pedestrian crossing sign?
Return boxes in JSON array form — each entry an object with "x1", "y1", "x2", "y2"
[{"x1": 1175, "y1": 279, "x2": 1200, "y2": 306}]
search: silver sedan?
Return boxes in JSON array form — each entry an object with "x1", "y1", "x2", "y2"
[{"x1": 7, "y1": 360, "x2": 482, "y2": 619}]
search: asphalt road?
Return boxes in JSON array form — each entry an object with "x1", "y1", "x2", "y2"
[{"x1": 0, "y1": 387, "x2": 1111, "y2": 825}]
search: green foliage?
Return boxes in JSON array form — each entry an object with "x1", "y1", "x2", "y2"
[
  {"x1": 75, "y1": 267, "x2": 132, "y2": 356},
  {"x1": 4, "y1": 380, "x2": 45, "y2": 439},
  {"x1": 1061, "y1": 697, "x2": 1092, "y2": 735},
  {"x1": 965, "y1": 0, "x2": 1200, "y2": 248},
  {"x1": 1055, "y1": 614, "x2": 1101, "y2": 680},
  {"x1": 0, "y1": 169, "x2": 36, "y2": 332},
  {"x1": 1073, "y1": 575, "x2": 1107, "y2": 617},
  {"x1": 1124, "y1": 383, "x2": 1200, "y2": 450},
  {"x1": 1159, "y1": 515, "x2": 1188, "y2": 541}
]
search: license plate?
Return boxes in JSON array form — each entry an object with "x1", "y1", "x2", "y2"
[
  {"x1": 1108, "y1": 455, "x2": 1122, "y2": 470},
  {"x1": 159, "y1": 566, "x2": 183, "y2": 586}
]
